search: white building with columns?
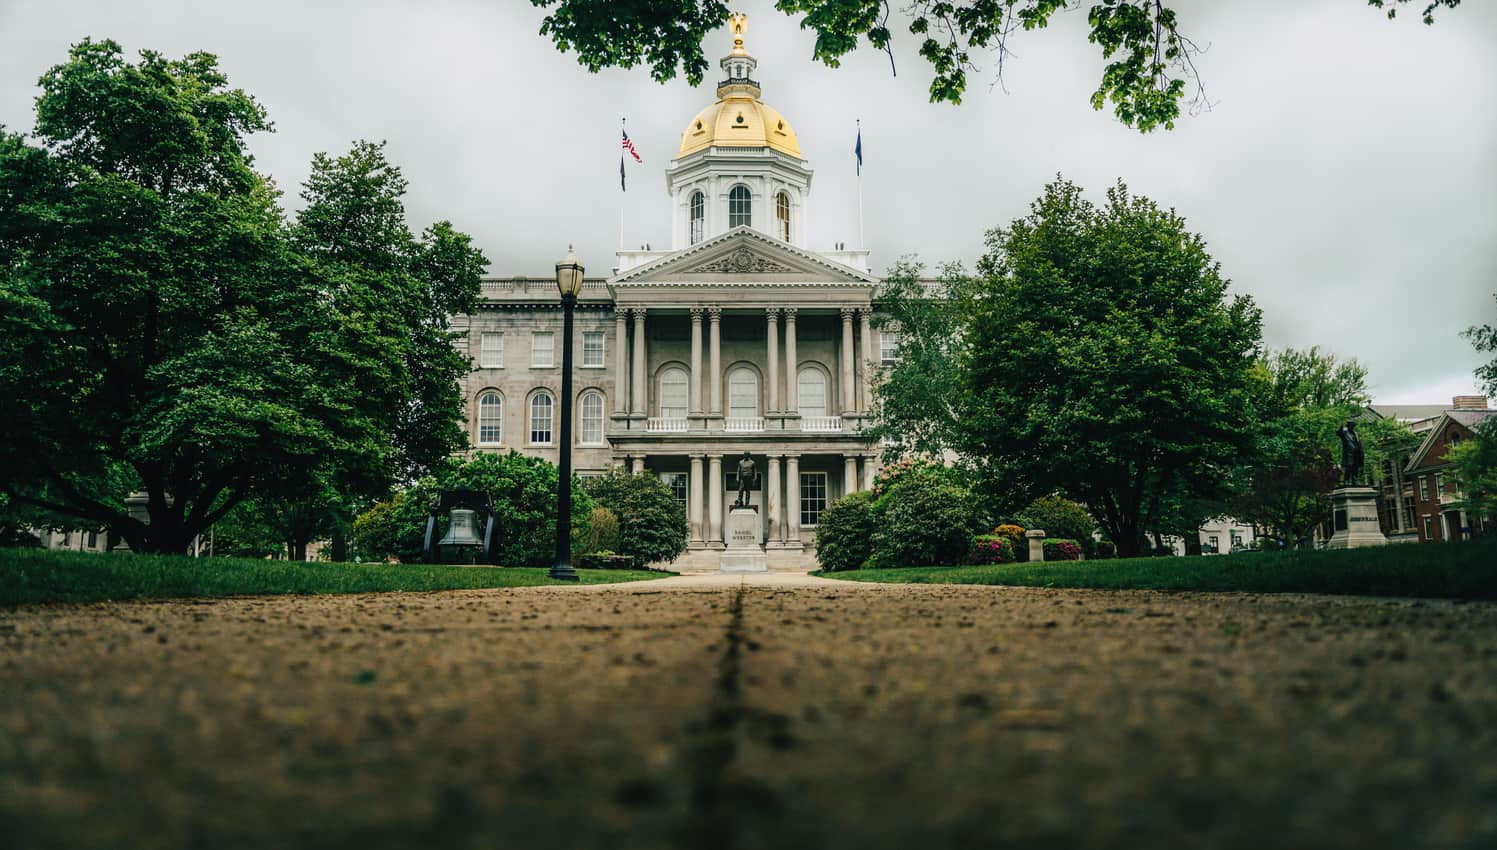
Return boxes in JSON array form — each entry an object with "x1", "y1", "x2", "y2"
[{"x1": 453, "y1": 20, "x2": 886, "y2": 570}]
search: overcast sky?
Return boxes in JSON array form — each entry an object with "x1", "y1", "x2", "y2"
[{"x1": 2, "y1": 0, "x2": 1494, "y2": 404}]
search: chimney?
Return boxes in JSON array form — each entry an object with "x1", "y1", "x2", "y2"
[{"x1": 1452, "y1": 395, "x2": 1489, "y2": 411}]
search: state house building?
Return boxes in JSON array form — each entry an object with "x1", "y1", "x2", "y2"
[{"x1": 452, "y1": 23, "x2": 890, "y2": 569}]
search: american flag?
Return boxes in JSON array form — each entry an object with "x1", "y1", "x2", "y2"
[{"x1": 621, "y1": 127, "x2": 642, "y2": 191}]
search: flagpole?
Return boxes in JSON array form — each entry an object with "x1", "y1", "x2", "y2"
[
  {"x1": 856, "y1": 119, "x2": 865, "y2": 250},
  {"x1": 619, "y1": 117, "x2": 626, "y2": 254}
]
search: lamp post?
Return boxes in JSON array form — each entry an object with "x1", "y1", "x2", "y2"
[{"x1": 550, "y1": 246, "x2": 584, "y2": 581}]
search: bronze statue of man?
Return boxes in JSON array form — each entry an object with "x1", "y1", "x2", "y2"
[
  {"x1": 735, "y1": 451, "x2": 756, "y2": 509},
  {"x1": 1337, "y1": 420, "x2": 1364, "y2": 486}
]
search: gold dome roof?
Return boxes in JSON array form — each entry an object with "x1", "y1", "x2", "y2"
[
  {"x1": 676, "y1": 12, "x2": 801, "y2": 159},
  {"x1": 678, "y1": 96, "x2": 801, "y2": 158}
]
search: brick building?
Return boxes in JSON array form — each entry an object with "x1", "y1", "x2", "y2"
[{"x1": 1400, "y1": 402, "x2": 1493, "y2": 542}]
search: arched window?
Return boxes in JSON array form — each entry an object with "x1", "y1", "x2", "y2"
[
  {"x1": 579, "y1": 390, "x2": 605, "y2": 445},
  {"x1": 689, "y1": 191, "x2": 705, "y2": 245},
  {"x1": 659, "y1": 366, "x2": 689, "y2": 418},
  {"x1": 529, "y1": 391, "x2": 553, "y2": 445},
  {"x1": 729, "y1": 185, "x2": 752, "y2": 228},
  {"x1": 477, "y1": 391, "x2": 503, "y2": 445},
  {"x1": 727, "y1": 367, "x2": 759, "y2": 419},
  {"x1": 797, "y1": 367, "x2": 827, "y2": 418},
  {"x1": 776, "y1": 192, "x2": 791, "y2": 241}
]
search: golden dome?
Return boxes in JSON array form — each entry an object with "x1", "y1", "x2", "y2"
[
  {"x1": 678, "y1": 95, "x2": 802, "y2": 159},
  {"x1": 677, "y1": 12, "x2": 801, "y2": 159}
]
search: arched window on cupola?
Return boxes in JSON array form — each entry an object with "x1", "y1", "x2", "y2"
[
  {"x1": 729, "y1": 185, "x2": 752, "y2": 228},
  {"x1": 689, "y1": 191, "x2": 705, "y2": 245},
  {"x1": 776, "y1": 192, "x2": 791, "y2": 241}
]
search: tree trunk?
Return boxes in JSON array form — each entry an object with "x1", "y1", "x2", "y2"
[
  {"x1": 291, "y1": 539, "x2": 309, "y2": 562},
  {"x1": 1183, "y1": 534, "x2": 1203, "y2": 556},
  {"x1": 330, "y1": 530, "x2": 348, "y2": 563}
]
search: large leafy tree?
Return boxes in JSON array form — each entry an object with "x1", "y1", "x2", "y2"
[
  {"x1": 0, "y1": 41, "x2": 484, "y2": 554},
  {"x1": 530, "y1": 0, "x2": 1460, "y2": 132},
  {"x1": 876, "y1": 177, "x2": 1262, "y2": 557},
  {"x1": 1449, "y1": 294, "x2": 1497, "y2": 518}
]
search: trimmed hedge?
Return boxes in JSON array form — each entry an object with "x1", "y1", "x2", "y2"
[
  {"x1": 815, "y1": 491, "x2": 876, "y2": 572},
  {"x1": 1043, "y1": 538, "x2": 1083, "y2": 561}
]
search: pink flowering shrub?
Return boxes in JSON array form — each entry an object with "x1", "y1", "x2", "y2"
[
  {"x1": 1043, "y1": 539, "x2": 1083, "y2": 561},
  {"x1": 967, "y1": 535, "x2": 1014, "y2": 565}
]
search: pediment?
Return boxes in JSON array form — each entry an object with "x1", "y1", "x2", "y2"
[{"x1": 611, "y1": 227, "x2": 877, "y2": 286}]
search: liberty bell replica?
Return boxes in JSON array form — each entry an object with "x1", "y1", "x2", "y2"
[{"x1": 423, "y1": 489, "x2": 496, "y2": 564}]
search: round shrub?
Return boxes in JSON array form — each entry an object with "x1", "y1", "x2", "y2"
[
  {"x1": 1095, "y1": 539, "x2": 1117, "y2": 559},
  {"x1": 579, "y1": 506, "x2": 621, "y2": 555},
  {"x1": 993, "y1": 523, "x2": 1027, "y2": 561},
  {"x1": 585, "y1": 470, "x2": 687, "y2": 567},
  {"x1": 1043, "y1": 538, "x2": 1083, "y2": 561},
  {"x1": 967, "y1": 534, "x2": 1014, "y2": 565},
  {"x1": 1020, "y1": 495, "x2": 1097, "y2": 556},
  {"x1": 870, "y1": 469, "x2": 985, "y2": 568},
  {"x1": 815, "y1": 491, "x2": 876, "y2": 572}
]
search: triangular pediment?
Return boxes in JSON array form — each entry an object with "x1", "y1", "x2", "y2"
[{"x1": 611, "y1": 227, "x2": 877, "y2": 286}]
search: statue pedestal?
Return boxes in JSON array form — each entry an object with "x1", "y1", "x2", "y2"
[
  {"x1": 718, "y1": 507, "x2": 767, "y2": 573},
  {"x1": 1326, "y1": 486, "x2": 1388, "y2": 549}
]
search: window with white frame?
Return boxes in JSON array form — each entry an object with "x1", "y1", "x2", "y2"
[
  {"x1": 659, "y1": 366, "x2": 689, "y2": 418},
  {"x1": 775, "y1": 191, "x2": 791, "y2": 241},
  {"x1": 880, "y1": 331, "x2": 899, "y2": 365},
  {"x1": 662, "y1": 472, "x2": 689, "y2": 506},
  {"x1": 477, "y1": 391, "x2": 503, "y2": 445},
  {"x1": 729, "y1": 185, "x2": 751, "y2": 228},
  {"x1": 479, "y1": 332, "x2": 504, "y2": 368},
  {"x1": 797, "y1": 366, "x2": 827, "y2": 418},
  {"x1": 529, "y1": 391, "x2": 554, "y2": 444},
  {"x1": 1420, "y1": 476, "x2": 1430, "y2": 501},
  {"x1": 531, "y1": 332, "x2": 554, "y2": 368},
  {"x1": 1434, "y1": 472, "x2": 1444, "y2": 495},
  {"x1": 582, "y1": 331, "x2": 605, "y2": 368},
  {"x1": 727, "y1": 367, "x2": 758, "y2": 419},
  {"x1": 800, "y1": 472, "x2": 827, "y2": 527},
  {"x1": 689, "y1": 191, "x2": 705, "y2": 245},
  {"x1": 579, "y1": 390, "x2": 605, "y2": 445},
  {"x1": 1424, "y1": 516, "x2": 1434, "y2": 541}
]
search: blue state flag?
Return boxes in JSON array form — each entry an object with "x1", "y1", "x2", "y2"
[{"x1": 854, "y1": 127, "x2": 863, "y2": 176}]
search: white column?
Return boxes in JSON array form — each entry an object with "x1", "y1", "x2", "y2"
[
  {"x1": 858, "y1": 307, "x2": 874, "y2": 413},
  {"x1": 839, "y1": 306, "x2": 856, "y2": 415},
  {"x1": 783, "y1": 307, "x2": 798, "y2": 416},
  {"x1": 630, "y1": 307, "x2": 647, "y2": 416},
  {"x1": 708, "y1": 307, "x2": 722, "y2": 417},
  {"x1": 766, "y1": 455, "x2": 782, "y2": 546},
  {"x1": 689, "y1": 307, "x2": 704, "y2": 416},
  {"x1": 844, "y1": 455, "x2": 859, "y2": 497},
  {"x1": 613, "y1": 307, "x2": 629, "y2": 415},
  {"x1": 708, "y1": 454, "x2": 724, "y2": 547},
  {"x1": 766, "y1": 307, "x2": 780, "y2": 414},
  {"x1": 689, "y1": 453, "x2": 705, "y2": 544},
  {"x1": 785, "y1": 454, "x2": 801, "y2": 547}
]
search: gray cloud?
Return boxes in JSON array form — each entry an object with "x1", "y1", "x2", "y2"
[{"x1": 2, "y1": 0, "x2": 1493, "y2": 403}]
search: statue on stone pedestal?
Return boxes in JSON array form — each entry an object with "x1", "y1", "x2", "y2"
[
  {"x1": 1337, "y1": 420, "x2": 1364, "y2": 486},
  {"x1": 734, "y1": 451, "x2": 756, "y2": 509}
]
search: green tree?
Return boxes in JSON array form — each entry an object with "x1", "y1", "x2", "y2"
[
  {"x1": 915, "y1": 177, "x2": 1263, "y2": 558},
  {"x1": 1015, "y1": 494, "x2": 1096, "y2": 554},
  {"x1": 585, "y1": 470, "x2": 688, "y2": 566},
  {"x1": 0, "y1": 41, "x2": 484, "y2": 554},
  {"x1": 814, "y1": 490, "x2": 876, "y2": 571},
  {"x1": 530, "y1": 1, "x2": 1459, "y2": 132},
  {"x1": 870, "y1": 466, "x2": 986, "y2": 567},
  {"x1": 1450, "y1": 297, "x2": 1497, "y2": 519}
]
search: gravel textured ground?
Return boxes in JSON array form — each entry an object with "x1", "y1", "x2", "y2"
[{"x1": 3, "y1": 574, "x2": 1496, "y2": 849}]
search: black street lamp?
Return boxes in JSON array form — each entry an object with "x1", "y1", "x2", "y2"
[{"x1": 550, "y1": 246, "x2": 584, "y2": 581}]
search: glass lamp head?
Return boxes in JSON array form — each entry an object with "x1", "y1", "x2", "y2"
[{"x1": 555, "y1": 246, "x2": 585, "y2": 298}]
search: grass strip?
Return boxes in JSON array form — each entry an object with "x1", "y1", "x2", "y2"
[
  {"x1": 0, "y1": 547, "x2": 665, "y2": 605},
  {"x1": 821, "y1": 539, "x2": 1497, "y2": 600}
]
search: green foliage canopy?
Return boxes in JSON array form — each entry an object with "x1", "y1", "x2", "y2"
[
  {"x1": 529, "y1": 1, "x2": 1460, "y2": 132},
  {"x1": 585, "y1": 470, "x2": 688, "y2": 566}
]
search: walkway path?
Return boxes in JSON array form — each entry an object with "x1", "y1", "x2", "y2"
[{"x1": 4, "y1": 579, "x2": 1495, "y2": 849}]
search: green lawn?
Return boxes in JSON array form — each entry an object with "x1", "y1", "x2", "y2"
[
  {"x1": 821, "y1": 539, "x2": 1497, "y2": 600},
  {"x1": 0, "y1": 547, "x2": 665, "y2": 605}
]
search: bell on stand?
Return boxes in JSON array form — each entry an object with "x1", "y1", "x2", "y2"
[{"x1": 423, "y1": 490, "x2": 495, "y2": 564}]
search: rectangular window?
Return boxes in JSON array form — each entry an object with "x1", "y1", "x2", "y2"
[
  {"x1": 582, "y1": 331, "x2": 605, "y2": 367},
  {"x1": 87, "y1": 531, "x2": 99, "y2": 549},
  {"x1": 531, "y1": 332, "x2": 554, "y2": 368},
  {"x1": 1423, "y1": 516, "x2": 1435, "y2": 541},
  {"x1": 880, "y1": 331, "x2": 899, "y2": 364},
  {"x1": 662, "y1": 472, "x2": 689, "y2": 506},
  {"x1": 1207, "y1": 535, "x2": 1219, "y2": 554},
  {"x1": 1420, "y1": 476, "x2": 1430, "y2": 501},
  {"x1": 479, "y1": 332, "x2": 504, "y2": 368},
  {"x1": 1434, "y1": 472, "x2": 1444, "y2": 495},
  {"x1": 800, "y1": 472, "x2": 828, "y2": 527},
  {"x1": 1230, "y1": 531, "x2": 1243, "y2": 548},
  {"x1": 1403, "y1": 497, "x2": 1417, "y2": 529}
]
